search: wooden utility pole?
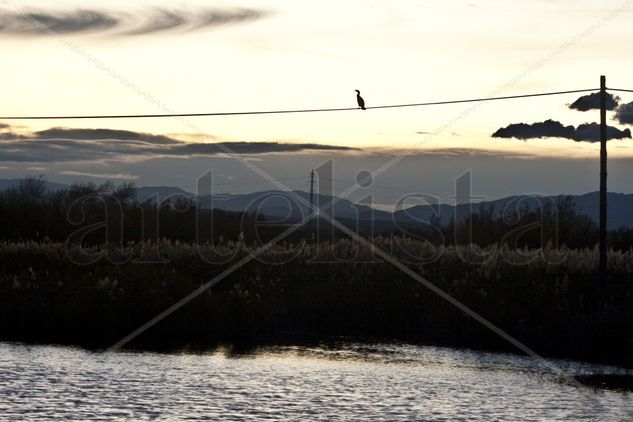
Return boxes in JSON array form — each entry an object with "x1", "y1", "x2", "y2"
[{"x1": 599, "y1": 75, "x2": 608, "y2": 284}]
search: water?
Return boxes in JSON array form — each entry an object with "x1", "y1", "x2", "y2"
[{"x1": 0, "y1": 342, "x2": 631, "y2": 421}]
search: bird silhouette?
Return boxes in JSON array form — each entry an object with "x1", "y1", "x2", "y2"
[{"x1": 355, "y1": 90, "x2": 366, "y2": 110}]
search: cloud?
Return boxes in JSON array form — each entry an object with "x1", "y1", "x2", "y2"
[
  {"x1": 123, "y1": 8, "x2": 266, "y2": 35},
  {"x1": 61, "y1": 171, "x2": 139, "y2": 180},
  {"x1": 364, "y1": 147, "x2": 538, "y2": 160},
  {"x1": 492, "y1": 120, "x2": 575, "y2": 140},
  {"x1": 0, "y1": 126, "x2": 359, "y2": 163},
  {"x1": 168, "y1": 142, "x2": 358, "y2": 155},
  {"x1": 574, "y1": 123, "x2": 631, "y2": 141},
  {"x1": 568, "y1": 92, "x2": 620, "y2": 111},
  {"x1": 615, "y1": 102, "x2": 633, "y2": 125},
  {"x1": 492, "y1": 119, "x2": 631, "y2": 142},
  {"x1": 0, "y1": 9, "x2": 117, "y2": 34},
  {"x1": 34, "y1": 127, "x2": 181, "y2": 145},
  {"x1": 0, "y1": 7, "x2": 268, "y2": 37}
]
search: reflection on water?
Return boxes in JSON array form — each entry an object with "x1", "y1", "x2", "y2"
[{"x1": 0, "y1": 342, "x2": 631, "y2": 421}]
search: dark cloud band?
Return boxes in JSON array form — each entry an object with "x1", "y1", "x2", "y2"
[
  {"x1": 0, "y1": 124, "x2": 358, "y2": 163},
  {"x1": 492, "y1": 119, "x2": 631, "y2": 142},
  {"x1": 0, "y1": 7, "x2": 268, "y2": 36},
  {"x1": 34, "y1": 128, "x2": 181, "y2": 145}
]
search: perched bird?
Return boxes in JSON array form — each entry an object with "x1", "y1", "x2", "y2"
[{"x1": 355, "y1": 90, "x2": 366, "y2": 110}]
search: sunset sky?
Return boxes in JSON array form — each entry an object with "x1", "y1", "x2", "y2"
[{"x1": 1, "y1": 0, "x2": 633, "y2": 206}]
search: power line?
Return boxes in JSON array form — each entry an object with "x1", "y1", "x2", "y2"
[
  {"x1": 609, "y1": 88, "x2": 633, "y2": 93},
  {"x1": 0, "y1": 88, "x2": 598, "y2": 120},
  {"x1": 179, "y1": 176, "x2": 306, "y2": 189}
]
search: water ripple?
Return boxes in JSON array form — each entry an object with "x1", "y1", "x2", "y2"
[{"x1": 0, "y1": 342, "x2": 631, "y2": 421}]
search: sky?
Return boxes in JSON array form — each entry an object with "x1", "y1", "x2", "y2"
[{"x1": 1, "y1": 0, "x2": 633, "y2": 207}]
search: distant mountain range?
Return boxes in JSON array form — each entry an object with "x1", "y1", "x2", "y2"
[
  {"x1": 196, "y1": 190, "x2": 633, "y2": 230},
  {"x1": 1, "y1": 178, "x2": 632, "y2": 229}
]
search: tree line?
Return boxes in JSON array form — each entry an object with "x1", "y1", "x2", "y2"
[{"x1": 2, "y1": 176, "x2": 633, "y2": 250}]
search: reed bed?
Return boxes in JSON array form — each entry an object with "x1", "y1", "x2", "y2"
[{"x1": 0, "y1": 239, "x2": 631, "y2": 367}]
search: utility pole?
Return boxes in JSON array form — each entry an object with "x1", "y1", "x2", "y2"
[{"x1": 599, "y1": 75, "x2": 608, "y2": 284}]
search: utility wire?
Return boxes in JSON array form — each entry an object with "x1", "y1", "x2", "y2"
[
  {"x1": 0, "y1": 88, "x2": 598, "y2": 120},
  {"x1": 608, "y1": 88, "x2": 633, "y2": 93},
  {"x1": 179, "y1": 176, "x2": 306, "y2": 190}
]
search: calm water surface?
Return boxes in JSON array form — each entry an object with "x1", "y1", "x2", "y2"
[{"x1": 0, "y1": 342, "x2": 631, "y2": 421}]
